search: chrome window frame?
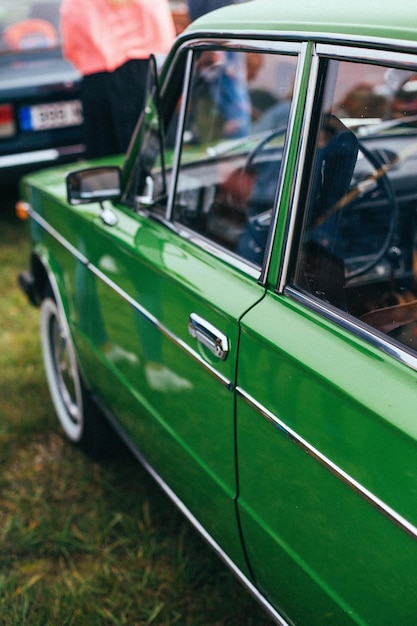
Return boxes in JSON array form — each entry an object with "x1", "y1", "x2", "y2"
[
  {"x1": 160, "y1": 37, "x2": 307, "y2": 279},
  {"x1": 278, "y1": 42, "x2": 417, "y2": 372}
]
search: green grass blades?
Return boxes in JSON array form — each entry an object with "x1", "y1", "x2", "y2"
[{"x1": 0, "y1": 195, "x2": 273, "y2": 625}]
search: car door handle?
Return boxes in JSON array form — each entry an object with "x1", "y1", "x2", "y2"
[{"x1": 188, "y1": 313, "x2": 229, "y2": 361}]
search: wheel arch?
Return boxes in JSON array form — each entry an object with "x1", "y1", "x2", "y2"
[
  {"x1": 31, "y1": 250, "x2": 69, "y2": 310},
  {"x1": 30, "y1": 250, "x2": 76, "y2": 364}
]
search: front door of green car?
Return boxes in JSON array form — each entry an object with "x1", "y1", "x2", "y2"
[{"x1": 77, "y1": 43, "x2": 299, "y2": 570}]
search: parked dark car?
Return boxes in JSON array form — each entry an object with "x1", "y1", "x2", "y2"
[
  {"x1": 17, "y1": 0, "x2": 417, "y2": 623},
  {"x1": 0, "y1": 0, "x2": 84, "y2": 182}
]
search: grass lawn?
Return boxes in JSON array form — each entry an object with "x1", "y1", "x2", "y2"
[{"x1": 0, "y1": 192, "x2": 273, "y2": 626}]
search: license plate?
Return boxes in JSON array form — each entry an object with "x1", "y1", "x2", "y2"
[{"x1": 20, "y1": 100, "x2": 83, "y2": 132}]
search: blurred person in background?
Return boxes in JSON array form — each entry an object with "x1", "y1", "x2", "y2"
[
  {"x1": 60, "y1": 0, "x2": 176, "y2": 158},
  {"x1": 186, "y1": 0, "x2": 251, "y2": 141}
]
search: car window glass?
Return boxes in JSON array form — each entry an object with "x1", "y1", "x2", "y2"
[
  {"x1": 172, "y1": 49, "x2": 297, "y2": 266},
  {"x1": 293, "y1": 57, "x2": 417, "y2": 353},
  {"x1": 0, "y1": 0, "x2": 61, "y2": 52}
]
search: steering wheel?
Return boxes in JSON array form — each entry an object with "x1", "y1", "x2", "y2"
[
  {"x1": 344, "y1": 140, "x2": 399, "y2": 279},
  {"x1": 311, "y1": 138, "x2": 399, "y2": 280}
]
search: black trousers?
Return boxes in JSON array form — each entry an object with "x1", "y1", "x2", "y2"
[{"x1": 82, "y1": 58, "x2": 149, "y2": 159}]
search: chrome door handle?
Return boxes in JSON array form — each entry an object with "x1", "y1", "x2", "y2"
[{"x1": 188, "y1": 313, "x2": 229, "y2": 361}]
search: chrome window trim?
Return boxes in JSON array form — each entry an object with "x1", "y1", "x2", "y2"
[
  {"x1": 236, "y1": 381, "x2": 417, "y2": 542},
  {"x1": 315, "y1": 42, "x2": 417, "y2": 66},
  {"x1": 163, "y1": 36, "x2": 417, "y2": 290},
  {"x1": 29, "y1": 207, "x2": 233, "y2": 391},
  {"x1": 137, "y1": 208, "x2": 263, "y2": 278},
  {"x1": 177, "y1": 36, "x2": 302, "y2": 55},
  {"x1": 277, "y1": 43, "x2": 417, "y2": 372},
  {"x1": 185, "y1": 29, "x2": 417, "y2": 56},
  {"x1": 165, "y1": 47, "x2": 193, "y2": 222},
  {"x1": 173, "y1": 221, "x2": 262, "y2": 278},
  {"x1": 278, "y1": 44, "x2": 417, "y2": 294},
  {"x1": 285, "y1": 286, "x2": 417, "y2": 372},
  {"x1": 164, "y1": 37, "x2": 304, "y2": 280},
  {"x1": 259, "y1": 41, "x2": 310, "y2": 285},
  {"x1": 277, "y1": 45, "x2": 320, "y2": 293},
  {"x1": 179, "y1": 23, "x2": 416, "y2": 53}
]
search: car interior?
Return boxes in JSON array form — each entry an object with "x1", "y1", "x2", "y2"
[{"x1": 295, "y1": 62, "x2": 417, "y2": 353}]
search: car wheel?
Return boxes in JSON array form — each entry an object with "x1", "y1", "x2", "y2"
[{"x1": 40, "y1": 294, "x2": 112, "y2": 456}]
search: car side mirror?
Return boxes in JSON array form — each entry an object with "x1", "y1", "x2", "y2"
[{"x1": 66, "y1": 166, "x2": 122, "y2": 205}]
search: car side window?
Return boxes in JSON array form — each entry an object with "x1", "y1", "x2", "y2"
[
  {"x1": 293, "y1": 57, "x2": 417, "y2": 353},
  {"x1": 172, "y1": 49, "x2": 297, "y2": 266}
]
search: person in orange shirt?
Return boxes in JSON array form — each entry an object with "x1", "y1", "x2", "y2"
[{"x1": 60, "y1": 0, "x2": 176, "y2": 158}]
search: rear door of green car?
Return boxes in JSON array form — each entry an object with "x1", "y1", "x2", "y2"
[{"x1": 236, "y1": 45, "x2": 417, "y2": 624}]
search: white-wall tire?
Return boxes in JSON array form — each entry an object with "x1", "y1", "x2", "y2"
[{"x1": 40, "y1": 296, "x2": 84, "y2": 443}]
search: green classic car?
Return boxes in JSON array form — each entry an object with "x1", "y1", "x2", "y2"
[{"x1": 17, "y1": 0, "x2": 417, "y2": 622}]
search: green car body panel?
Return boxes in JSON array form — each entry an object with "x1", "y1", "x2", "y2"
[{"x1": 19, "y1": 0, "x2": 417, "y2": 623}]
